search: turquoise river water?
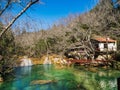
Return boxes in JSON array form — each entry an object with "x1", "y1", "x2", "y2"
[{"x1": 0, "y1": 65, "x2": 120, "y2": 90}]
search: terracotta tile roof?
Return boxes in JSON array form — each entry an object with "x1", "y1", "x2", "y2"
[{"x1": 93, "y1": 37, "x2": 116, "y2": 42}]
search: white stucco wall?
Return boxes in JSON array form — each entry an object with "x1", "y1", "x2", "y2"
[
  {"x1": 108, "y1": 43, "x2": 116, "y2": 51},
  {"x1": 99, "y1": 43, "x2": 104, "y2": 51},
  {"x1": 98, "y1": 42, "x2": 117, "y2": 51}
]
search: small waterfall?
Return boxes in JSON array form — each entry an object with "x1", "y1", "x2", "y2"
[
  {"x1": 43, "y1": 57, "x2": 51, "y2": 64},
  {"x1": 20, "y1": 56, "x2": 33, "y2": 66}
]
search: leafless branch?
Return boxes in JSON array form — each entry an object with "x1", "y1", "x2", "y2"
[
  {"x1": 0, "y1": 0, "x2": 12, "y2": 16},
  {"x1": 0, "y1": 0, "x2": 39, "y2": 38}
]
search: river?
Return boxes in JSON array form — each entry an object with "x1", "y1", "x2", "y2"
[{"x1": 0, "y1": 65, "x2": 120, "y2": 90}]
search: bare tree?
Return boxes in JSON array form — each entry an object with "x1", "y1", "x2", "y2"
[{"x1": 0, "y1": 0, "x2": 39, "y2": 38}]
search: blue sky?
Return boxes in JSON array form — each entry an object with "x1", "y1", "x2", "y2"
[{"x1": 12, "y1": 0, "x2": 99, "y2": 31}]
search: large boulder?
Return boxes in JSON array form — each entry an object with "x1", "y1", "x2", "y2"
[{"x1": 96, "y1": 55, "x2": 106, "y2": 60}]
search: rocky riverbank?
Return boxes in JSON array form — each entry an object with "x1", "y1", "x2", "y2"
[
  {"x1": 16, "y1": 54, "x2": 120, "y2": 70},
  {"x1": 17, "y1": 54, "x2": 68, "y2": 67}
]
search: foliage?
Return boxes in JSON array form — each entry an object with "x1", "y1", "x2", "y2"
[
  {"x1": 67, "y1": 35, "x2": 77, "y2": 43},
  {"x1": 34, "y1": 39, "x2": 47, "y2": 57},
  {"x1": 113, "y1": 51, "x2": 120, "y2": 62},
  {"x1": 34, "y1": 37, "x2": 62, "y2": 57},
  {"x1": 0, "y1": 23, "x2": 17, "y2": 77},
  {"x1": 80, "y1": 24, "x2": 89, "y2": 29}
]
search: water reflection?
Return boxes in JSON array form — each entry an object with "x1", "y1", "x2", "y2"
[
  {"x1": 21, "y1": 66, "x2": 32, "y2": 75},
  {"x1": 43, "y1": 64, "x2": 52, "y2": 72},
  {"x1": 0, "y1": 65, "x2": 119, "y2": 90},
  {"x1": 15, "y1": 66, "x2": 32, "y2": 76}
]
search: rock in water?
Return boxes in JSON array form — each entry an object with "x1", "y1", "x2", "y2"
[{"x1": 30, "y1": 80, "x2": 53, "y2": 85}]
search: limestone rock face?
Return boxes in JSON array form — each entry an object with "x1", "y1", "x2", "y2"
[
  {"x1": 43, "y1": 57, "x2": 51, "y2": 64},
  {"x1": 18, "y1": 54, "x2": 68, "y2": 67},
  {"x1": 40, "y1": 54, "x2": 68, "y2": 66}
]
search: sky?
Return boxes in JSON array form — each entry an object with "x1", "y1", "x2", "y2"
[{"x1": 12, "y1": 0, "x2": 99, "y2": 31}]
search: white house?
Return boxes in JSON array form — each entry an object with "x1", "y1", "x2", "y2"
[{"x1": 91, "y1": 36, "x2": 117, "y2": 52}]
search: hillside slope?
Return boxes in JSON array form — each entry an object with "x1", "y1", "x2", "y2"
[{"x1": 15, "y1": 0, "x2": 120, "y2": 56}]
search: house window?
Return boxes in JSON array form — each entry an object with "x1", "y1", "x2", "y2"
[
  {"x1": 104, "y1": 43, "x2": 108, "y2": 48},
  {"x1": 95, "y1": 44, "x2": 99, "y2": 48}
]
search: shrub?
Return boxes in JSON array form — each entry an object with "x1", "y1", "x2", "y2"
[
  {"x1": 0, "y1": 24, "x2": 17, "y2": 78},
  {"x1": 113, "y1": 51, "x2": 120, "y2": 62}
]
